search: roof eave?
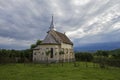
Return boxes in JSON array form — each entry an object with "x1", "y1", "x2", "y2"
[{"x1": 40, "y1": 43, "x2": 61, "y2": 45}]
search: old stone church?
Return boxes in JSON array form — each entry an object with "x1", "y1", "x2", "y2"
[{"x1": 33, "y1": 16, "x2": 75, "y2": 63}]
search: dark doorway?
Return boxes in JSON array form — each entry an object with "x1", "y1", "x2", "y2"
[{"x1": 50, "y1": 48, "x2": 53, "y2": 58}]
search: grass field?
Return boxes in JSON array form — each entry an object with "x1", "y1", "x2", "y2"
[{"x1": 0, "y1": 62, "x2": 120, "y2": 80}]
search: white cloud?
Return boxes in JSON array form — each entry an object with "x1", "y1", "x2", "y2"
[
  {"x1": 0, "y1": 0, "x2": 120, "y2": 49},
  {"x1": 67, "y1": 1, "x2": 120, "y2": 40},
  {"x1": 71, "y1": 0, "x2": 90, "y2": 6},
  {"x1": 113, "y1": 22, "x2": 120, "y2": 29},
  {"x1": 0, "y1": 36, "x2": 33, "y2": 46}
]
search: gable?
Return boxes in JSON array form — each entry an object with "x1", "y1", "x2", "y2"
[{"x1": 42, "y1": 33, "x2": 59, "y2": 44}]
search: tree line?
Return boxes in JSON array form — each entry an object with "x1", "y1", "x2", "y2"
[
  {"x1": 0, "y1": 49, "x2": 32, "y2": 63},
  {"x1": 75, "y1": 49, "x2": 120, "y2": 68},
  {"x1": 0, "y1": 40, "x2": 42, "y2": 64}
]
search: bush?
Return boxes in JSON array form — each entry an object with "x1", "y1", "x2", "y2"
[
  {"x1": 75, "y1": 52, "x2": 93, "y2": 62},
  {"x1": 93, "y1": 56, "x2": 120, "y2": 68}
]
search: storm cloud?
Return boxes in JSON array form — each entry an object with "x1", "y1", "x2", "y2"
[{"x1": 0, "y1": 0, "x2": 120, "y2": 49}]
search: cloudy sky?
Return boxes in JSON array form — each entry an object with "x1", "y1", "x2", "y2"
[{"x1": 0, "y1": 0, "x2": 120, "y2": 50}]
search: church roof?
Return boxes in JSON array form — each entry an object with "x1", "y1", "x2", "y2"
[
  {"x1": 54, "y1": 31, "x2": 73, "y2": 45},
  {"x1": 41, "y1": 30, "x2": 73, "y2": 45}
]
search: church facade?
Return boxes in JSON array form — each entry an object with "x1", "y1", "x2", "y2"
[{"x1": 33, "y1": 16, "x2": 75, "y2": 63}]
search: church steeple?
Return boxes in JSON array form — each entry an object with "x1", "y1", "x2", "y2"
[{"x1": 49, "y1": 15, "x2": 54, "y2": 30}]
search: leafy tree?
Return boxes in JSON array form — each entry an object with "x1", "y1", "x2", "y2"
[
  {"x1": 30, "y1": 40, "x2": 42, "y2": 49},
  {"x1": 36, "y1": 40, "x2": 42, "y2": 45},
  {"x1": 45, "y1": 50, "x2": 51, "y2": 66},
  {"x1": 30, "y1": 44, "x2": 37, "y2": 49},
  {"x1": 95, "y1": 50, "x2": 108, "y2": 57},
  {"x1": 102, "y1": 51, "x2": 109, "y2": 57},
  {"x1": 59, "y1": 51, "x2": 65, "y2": 66},
  {"x1": 75, "y1": 52, "x2": 93, "y2": 62}
]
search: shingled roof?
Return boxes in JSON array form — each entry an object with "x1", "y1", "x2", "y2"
[
  {"x1": 54, "y1": 31, "x2": 73, "y2": 45},
  {"x1": 41, "y1": 30, "x2": 73, "y2": 45}
]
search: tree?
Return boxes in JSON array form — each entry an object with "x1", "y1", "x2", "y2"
[
  {"x1": 30, "y1": 44, "x2": 37, "y2": 49},
  {"x1": 59, "y1": 51, "x2": 65, "y2": 66},
  {"x1": 102, "y1": 51, "x2": 109, "y2": 57},
  {"x1": 36, "y1": 40, "x2": 42, "y2": 45},
  {"x1": 0, "y1": 49, "x2": 33, "y2": 64},
  {"x1": 45, "y1": 50, "x2": 51, "y2": 66},
  {"x1": 75, "y1": 52, "x2": 93, "y2": 62},
  {"x1": 94, "y1": 50, "x2": 108, "y2": 68},
  {"x1": 30, "y1": 40, "x2": 42, "y2": 49}
]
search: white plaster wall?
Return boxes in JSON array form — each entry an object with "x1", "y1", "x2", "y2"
[
  {"x1": 61, "y1": 43, "x2": 73, "y2": 49},
  {"x1": 33, "y1": 43, "x2": 75, "y2": 62},
  {"x1": 33, "y1": 44, "x2": 61, "y2": 62},
  {"x1": 61, "y1": 43, "x2": 74, "y2": 62}
]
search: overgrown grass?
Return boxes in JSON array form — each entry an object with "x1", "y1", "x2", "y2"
[{"x1": 0, "y1": 62, "x2": 120, "y2": 80}]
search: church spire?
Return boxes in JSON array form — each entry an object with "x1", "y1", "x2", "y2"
[{"x1": 49, "y1": 15, "x2": 54, "y2": 30}]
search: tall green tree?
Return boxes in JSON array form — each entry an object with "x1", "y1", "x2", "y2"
[
  {"x1": 45, "y1": 50, "x2": 51, "y2": 66},
  {"x1": 36, "y1": 40, "x2": 42, "y2": 45},
  {"x1": 30, "y1": 40, "x2": 42, "y2": 49},
  {"x1": 30, "y1": 44, "x2": 37, "y2": 49},
  {"x1": 59, "y1": 51, "x2": 65, "y2": 66}
]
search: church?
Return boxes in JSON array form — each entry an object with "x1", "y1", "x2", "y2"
[{"x1": 33, "y1": 16, "x2": 75, "y2": 63}]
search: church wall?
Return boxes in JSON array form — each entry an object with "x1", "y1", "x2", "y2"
[
  {"x1": 61, "y1": 43, "x2": 75, "y2": 62},
  {"x1": 61, "y1": 43, "x2": 73, "y2": 49},
  {"x1": 33, "y1": 44, "x2": 61, "y2": 63},
  {"x1": 33, "y1": 43, "x2": 75, "y2": 63}
]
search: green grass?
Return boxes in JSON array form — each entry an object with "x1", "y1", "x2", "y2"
[{"x1": 0, "y1": 62, "x2": 120, "y2": 80}]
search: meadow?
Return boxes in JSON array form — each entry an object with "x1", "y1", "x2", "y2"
[{"x1": 0, "y1": 62, "x2": 120, "y2": 80}]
